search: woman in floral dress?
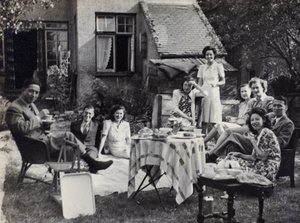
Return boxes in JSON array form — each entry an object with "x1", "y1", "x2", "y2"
[
  {"x1": 171, "y1": 76, "x2": 207, "y2": 127},
  {"x1": 221, "y1": 107, "x2": 281, "y2": 183}
]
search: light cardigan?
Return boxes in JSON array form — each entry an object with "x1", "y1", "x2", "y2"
[{"x1": 171, "y1": 89, "x2": 204, "y2": 124}]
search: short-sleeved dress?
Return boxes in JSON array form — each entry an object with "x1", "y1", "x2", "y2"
[
  {"x1": 222, "y1": 128, "x2": 281, "y2": 183},
  {"x1": 171, "y1": 89, "x2": 201, "y2": 126},
  {"x1": 197, "y1": 61, "x2": 225, "y2": 124},
  {"x1": 102, "y1": 119, "x2": 131, "y2": 158}
]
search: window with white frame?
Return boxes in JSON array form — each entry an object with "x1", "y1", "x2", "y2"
[{"x1": 96, "y1": 14, "x2": 135, "y2": 74}]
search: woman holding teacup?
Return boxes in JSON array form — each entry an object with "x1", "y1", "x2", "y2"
[{"x1": 217, "y1": 107, "x2": 281, "y2": 183}]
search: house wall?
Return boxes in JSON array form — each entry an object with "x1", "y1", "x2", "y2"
[{"x1": 75, "y1": 0, "x2": 198, "y2": 106}]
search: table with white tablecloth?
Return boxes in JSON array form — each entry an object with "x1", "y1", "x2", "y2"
[{"x1": 128, "y1": 136, "x2": 206, "y2": 204}]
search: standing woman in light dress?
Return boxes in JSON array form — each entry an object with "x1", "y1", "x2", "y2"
[
  {"x1": 197, "y1": 46, "x2": 225, "y2": 134},
  {"x1": 99, "y1": 105, "x2": 131, "y2": 158}
]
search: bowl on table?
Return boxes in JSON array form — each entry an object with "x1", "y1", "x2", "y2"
[
  {"x1": 159, "y1": 128, "x2": 172, "y2": 134},
  {"x1": 181, "y1": 126, "x2": 196, "y2": 132}
]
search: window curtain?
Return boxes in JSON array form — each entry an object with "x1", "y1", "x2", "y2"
[{"x1": 97, "y1": 36, "x2": 113, "y2": 71}]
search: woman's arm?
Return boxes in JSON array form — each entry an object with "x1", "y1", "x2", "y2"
[
  {"x1": 247, "y1": 135, "x2": 269, "y2": 161},
  {"x1": 229, "y1": 151, "x2": 256, "y2": 161},
  {"x1": 125, "y1": 122, "x2": 131, "y2": 146},
  {"x1": 212, "y1": 64, "x2": 225, "y2": 87},
  {"x1": 98, "y1": 134, "x2": 108, "y2": 154},
  {"x1": 98, "y1": 120, "x2": 110, "y2": 155},
  {"x1": 189, "y1": 81, "x2": 208, "y2": 96},
  {"x1": 172, "y1": 90, "x2": 194, "y2": 122}
]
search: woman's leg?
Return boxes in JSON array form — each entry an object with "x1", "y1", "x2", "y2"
[
  {"x1": 202, "y1": 122, "x2": 208, "y2": 135},
  {"x1": 204, "y1": 127, "x2": 218, "y2": 144},
  {"x1": 208, "y1": 129, "x2": 230, "y2": 155}
]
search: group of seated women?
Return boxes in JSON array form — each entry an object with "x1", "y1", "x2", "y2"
[{"x1": 169, "y1": 45, "x2": 294, "y2": 183}]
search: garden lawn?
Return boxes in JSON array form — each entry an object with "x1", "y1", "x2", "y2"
[{"x1": 1, "y1": 132, "x2": 300, "y2": 223}]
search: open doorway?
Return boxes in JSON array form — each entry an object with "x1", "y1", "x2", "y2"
[{"x1": 13, "y1": 30, "x2": 37, "y2": 89}]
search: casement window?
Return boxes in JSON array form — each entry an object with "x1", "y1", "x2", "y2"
[
  {"x1": 45, "y1": 23, "x2": 68, "y2": 67},
  {"x1": 96, "y1": 14, "x2": 135, "y2": 74}
]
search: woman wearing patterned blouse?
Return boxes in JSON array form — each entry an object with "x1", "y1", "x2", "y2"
[
  {"x1": 171, "y1": 76, "x2": 207, "y2": 127},
  {"x1": 197, "y1": 46, "x2": 226, "y2": 134},
  {"x1": 219, "y1": 107, "x2": 281, "y2": 183}
]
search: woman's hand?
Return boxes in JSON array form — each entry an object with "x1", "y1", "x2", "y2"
[
  {"x1": 188, "y1": 80, "x2": 197, "y2": 86},
  {"x1": 228, "y1": 152, "x2": 241, "y2": 157}
]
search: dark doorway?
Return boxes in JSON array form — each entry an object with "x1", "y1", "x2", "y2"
[{"x1": 13, "y1": 30, "x2": 37, "y2": 89}]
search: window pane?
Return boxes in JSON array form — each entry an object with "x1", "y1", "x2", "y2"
[
  {"x1": 59, "y1": 42, "x2": 68, "y2": 51},
  {"x1": 97, "y1": 36, "x2": 114, "y2": 71},
  {"x1": 118, "y1": 25, "x2": 125, "y2": 33},
  {"x1": 57, "y1": 31, "x2": 68, "y2": 41},
  {"x1": 97, "y1": 16, "x2": 115, "y2": 32},
  {"x1": 126, "y1": 25, "x2": 133, "y2": 33},
  {"x1": 47, "y1": 32, "x2": 56, "y2": 41},
  {"x1": 46, "y1": 23, "x2": 68, "y2": 29},
  {"x1": 46, "y1": 30, "x2": 68, "y2": 67},
  {"x1": 118, "y1": 16, "x2": 125, "y2": 25},
  {"x1": 117, "y1": 16, "x2": 133, "y2": 33},
  {"x1": 126, "y1": 17, "x2": 133, "y2": 25}
]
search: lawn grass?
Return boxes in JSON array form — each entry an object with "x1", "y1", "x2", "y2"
[{"x1": 1, "y1": 130, "x2": 300, "y2": 223}]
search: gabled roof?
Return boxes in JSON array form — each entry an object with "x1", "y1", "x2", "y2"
[{"x1": 140, "y1": 2, "x2": 227, "y2": 58}]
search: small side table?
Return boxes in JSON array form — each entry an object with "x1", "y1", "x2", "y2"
[{"x1": 197, "y1": 176, "x2": 274, "y2": 223}]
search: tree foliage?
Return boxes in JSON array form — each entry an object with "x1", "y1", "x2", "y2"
[
  {"x1": 199, "y1": 0, "x2": 300, "y2": 85},
  {"x1": 0, "y1": 0, "x2": 59, "y2": 34}
]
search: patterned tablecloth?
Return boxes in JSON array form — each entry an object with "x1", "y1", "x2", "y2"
[{"x1": 128, "y1": 136, "x2": 205, "y2": 204}]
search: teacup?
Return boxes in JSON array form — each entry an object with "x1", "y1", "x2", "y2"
[
  {"x1": 44, "y1": 115, "x2": 53, "y2": 121},
  {"x1": 193, "y1": 128, "x2": 203, "y2": 137}
]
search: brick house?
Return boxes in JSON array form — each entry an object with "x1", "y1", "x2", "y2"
[{"x1": 0, "y1": 0, "x2": 237, "y2": 125}]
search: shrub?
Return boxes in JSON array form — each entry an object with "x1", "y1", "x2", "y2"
[
  {"x1": 42, "y1": 63, "x2": 71, "y2": 112},
  {"x1": 85, "y1": 76, "x2": 153, "y2": 133},
  {"x1": 0, "y1": 96, "x2": 11, "y2": 130}
]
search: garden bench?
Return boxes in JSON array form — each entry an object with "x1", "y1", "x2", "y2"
[{"x1": 197, "y1": 176, "x2": 274, "y2": 223}]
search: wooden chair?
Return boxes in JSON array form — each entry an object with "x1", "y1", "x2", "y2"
[
  {"x1": 12, "y1": 134, "x2": 52, "y2": 184},
  {"x1": 276, "y1": 130, "x2": 298, "y2": 188}
]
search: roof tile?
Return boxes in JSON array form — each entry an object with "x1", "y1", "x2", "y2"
[{"x1": 140, "y1": 2, "x2": 226, "y2": 57}]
